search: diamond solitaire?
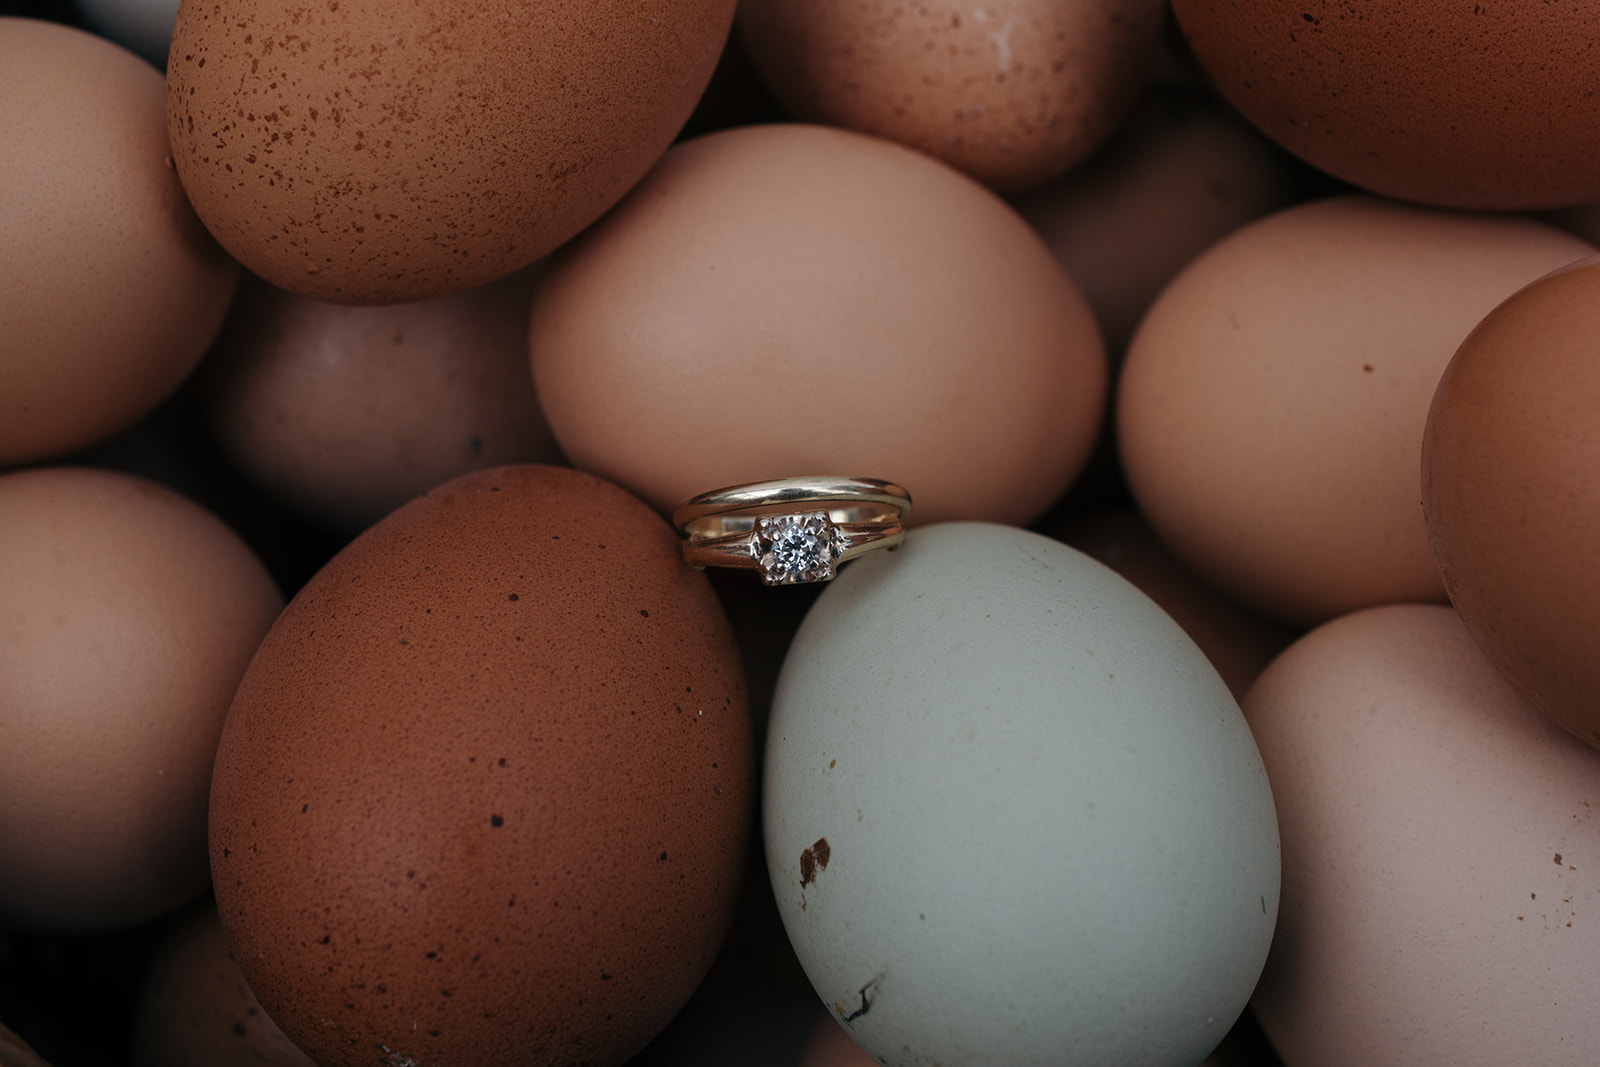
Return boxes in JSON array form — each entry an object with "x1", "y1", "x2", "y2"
[{"x1": 754, "y1": 512, "x2": 845, "y2": 585}]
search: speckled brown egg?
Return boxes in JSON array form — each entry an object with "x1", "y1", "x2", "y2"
[
  {"x1": 209, "y1": 465, "x2": 753, "y2": 1067},
  {"x1": 736, "y1": 0, "x2": 1165, "y2": 193},
  {"x1": 166, "y1": 0, "x2": 735, "y2": 304},
  {"x1": 1422, "y1": 257, "x2": 1600, "y2": 751},
  {"x1": 1171, "y1": 0, "x2": 1600, "y2": 210}
]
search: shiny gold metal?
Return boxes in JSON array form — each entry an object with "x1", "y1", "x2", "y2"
[{"x1": 672, "y1": 476, "x2": 911, "y2": 585}]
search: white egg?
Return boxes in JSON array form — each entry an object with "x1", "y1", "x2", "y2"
[{"x1": 764, "y1": 522, "x2": 1279, "y2": 1067}]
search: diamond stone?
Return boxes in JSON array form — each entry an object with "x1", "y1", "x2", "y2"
[{"x1": 753, "y1": 512, "x2": 844, "y2": 585}]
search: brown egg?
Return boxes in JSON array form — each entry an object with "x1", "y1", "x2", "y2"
[
  {"x1": 166, "y1": 0, "x2": 734, "y2": 304},
  {"x1": 1243, "y1": 604, "x2": 1600, "y2": 1066},
  {"x1": 1422, "y1": 257, "x2": 1600, "y2": 750},
  {"x1": 529, "y1": 123, "x2": 1106, "y2": 528},
  {"x1": 1016, "y1": 90, "x2": 1293, "y2": 358},
  {"x1": 202, "y1": 267, "x2": 561, "y2": 533},
  {"x1": 737, "y1": 0, "x2": 1165, "y2": 193},
  {"x1": 0, "y1": 467, "x2": 282, "y2": 933},
  {"x1": 1047, "y1": 510, "x2": 1297, "y2": 701},
  {"x1": 1170, "y1": 0, "x2": 1600, "y2": 210},
  {"x1": 1117, "y1": 196, "x2": 1592, "y2": 626},
  {"x1": 210, "y1": 465, "x2": 753, "y2": 1067},
  {"x1": 0, "y1": 17, "x2": 238, "y2": 468},
  {"x1": 135, "y1": 899, "x2": 315, "y2": 1067}
]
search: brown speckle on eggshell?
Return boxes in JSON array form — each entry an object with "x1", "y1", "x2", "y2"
[
  {"x1": 209, "y1": 465, "x2": 752, "y2": 1067},
  {"x1": 166, "y1": 0, "x2": 736, "y2": 304}
]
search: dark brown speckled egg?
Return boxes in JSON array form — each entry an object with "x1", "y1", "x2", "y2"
[
  {"x1": 166, "y1": 1, "x2": 735, "y2": 304},
  {"x1": 208, "y1": 465, "x2": 753, "y2": 1067}
]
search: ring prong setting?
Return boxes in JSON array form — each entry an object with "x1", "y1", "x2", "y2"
[{"x1": 754, "y1": 512, "x2": 845, "y2": 585}]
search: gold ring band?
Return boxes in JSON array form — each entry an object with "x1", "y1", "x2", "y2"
[{"x1": 672, "y1": 476, "x2": 912, "y2": 585}]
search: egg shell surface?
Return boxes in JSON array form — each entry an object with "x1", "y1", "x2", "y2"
[
  {"x1": 1170, "y1": 0, "x2": 1600, "y2": 209},
  {"x1": 0, "y1": 467, "x2": 282, "y2": 933},
  {"x1": 1244, "y1": 603, "x2": 1600, "y2": 1066},
  {"x1": 529, "y1": 123, "x2": 1106, "y2": 528},
  {"x1": 765, "y1": 522, "x2": 1280, "y2": 1067},
  {"x1": 1016, "y1": 89, "x2": 1292, "y2": 358},
  {"x1": 1422, "y1": 256, "x2": 1600, "y2": 750},
  {"x1": 0, "y1": 16, "x2": 238, "y2": 467},
  {"x1": 1118, "y1": 195, "x2": 1593, "y2": 626},
  {"x1": 202, "y1": 267, "x2": 561, "y2": 533},
  {"x1": 209, "y1": 464, "x2": 753, "y2": 1067},
  {"x1": 736, "y1": 0, "x2": 1164, "y2": 193},
  {"x1": 166, "y1": 0, "x2": 734, "y2": 304}
]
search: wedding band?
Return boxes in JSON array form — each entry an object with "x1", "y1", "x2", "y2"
[{"x1": 672, "y1": 476, "x2": 912, "y2": 585}]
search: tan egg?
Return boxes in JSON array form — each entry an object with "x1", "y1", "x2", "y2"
[
  {"x1": 1244, "y1": 604, "x2": 1600, "y2": 1066},
  {"x1": 0, "y1": 468, "x2": 282, "y2": 932},
  {"x1": 529, "y1": 123, "x2": 1106, "y2": 528},
  {"x1": 1118, "y1": 196, "x2": 1593, "y2": 626},
  {"x1": 737, "y1": 0, "x2": 1165, "y2": 193},
  {"x1": 166, "y1": 0, "x2": 734, "y2": 304},
  {"x1": 0, "y1": 17, "x2": 238, "y2": 468},
  {"x1": 1016, "y1": 90, "x2": 1293, "y2": 358},
  {"x1": 134, "y1": 899, "x2": 315, "y2": 1067},
  {"x1": 1048, "y1": 509, "x2": 1297, "y2": 701},
  {"x1": 210, "y1": 465, "x2": 753, "y2": 1067},
  {"x1": 202, "y1": 267, "x2": 561, "y2": 533}
]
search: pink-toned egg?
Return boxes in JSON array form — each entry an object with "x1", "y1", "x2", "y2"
[
  {"x1": 203, "y1": 268, "x2": 561, "y2": 533},
  {"x1": 1245, "y1": 604, "x2": 1600, "y2": 1066}
]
